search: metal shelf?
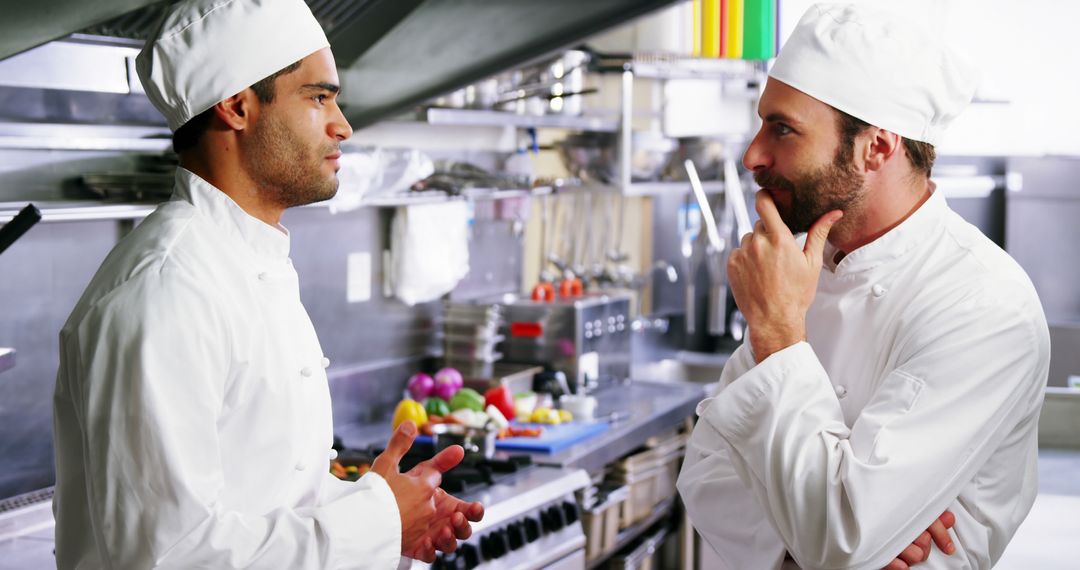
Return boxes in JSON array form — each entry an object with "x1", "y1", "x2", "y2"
[
  {"x1": 549, "y1": 180, "x2": 724, "y2": 197},
  {"x1": 586, "y1": 495, "x2": 678, "y2": 570},
  {"x1": 424, "y1": 107, "x2": 619, "y2": 132},
  {"x1": 629, "y1": 57, "x2": 766, "y2": 81},
  {"x1": 359, "y1": 187, "x2": 543, "y2": 207},
  {"x1": 0, "y1": 203, "x2": 156, "y2": 224},
  {"x1": 624, "y1": 180, "x2": 723, "y2": 197}
]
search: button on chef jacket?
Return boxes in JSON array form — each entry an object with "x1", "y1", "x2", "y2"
[
  {"x1": 677, "y1": 189, "x2": 1049, "y2": 570},
  {"x1": 53, "y1": 168, "x2": 402, "y2": 569}
]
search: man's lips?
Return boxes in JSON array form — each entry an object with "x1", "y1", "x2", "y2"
[{"x1": 763, "y1": 187, "x2": 789, "y2": 199}]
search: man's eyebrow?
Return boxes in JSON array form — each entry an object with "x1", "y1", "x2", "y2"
[
  {"x1": 762, "y1": 112, "x2": 801, "y2": 126},
  {"x1": 300, "y1": 82, "x2": 340, "y2": 94}
]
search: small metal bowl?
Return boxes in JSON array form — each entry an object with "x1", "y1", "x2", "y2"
[{"x1": 429, "y1": 422, "x2": 498, "y2": 459}]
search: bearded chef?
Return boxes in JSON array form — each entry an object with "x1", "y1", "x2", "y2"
[
  {"x1": 677, "y1": 4, "x2": 1049, "y2": 570},
  {"x1": 52, "y1": 1, "x2": 482, "y2": 568}
]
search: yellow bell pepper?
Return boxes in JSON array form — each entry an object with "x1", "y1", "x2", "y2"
[{"x1": 392, "y1": 399, "x2": 428, "y2": 430}]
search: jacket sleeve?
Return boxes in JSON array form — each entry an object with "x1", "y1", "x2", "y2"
[
  {"x1": 67, "y1": 270, "x2": 401, "y2": 569},
  {"x1": 677, "y1": 340, "x2": 787, "y2": 570},
  {"x1": 695, "y1": 298, "x2": 1047, "y2": 570}
]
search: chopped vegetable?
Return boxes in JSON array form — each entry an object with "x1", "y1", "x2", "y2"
[
  {"x1": 485, "y1": 405, "x2": 509, "y2": 429},
  {"x1": 529, "y1": 407, "x2": 562, "y2": 425}
]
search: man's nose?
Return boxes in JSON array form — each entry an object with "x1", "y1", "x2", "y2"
[
  {"x1": 742, "y1": 128, "x2": 770, "y2": 172},
  {"x1": 330, "y1": 104, "x2": 352, "y2": 141}
]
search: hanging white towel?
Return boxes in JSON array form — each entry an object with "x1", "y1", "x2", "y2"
[{"x1": 390, "y1": 201, "x2": 470, "y2": 306}]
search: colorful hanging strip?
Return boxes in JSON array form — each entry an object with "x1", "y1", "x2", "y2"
[
  {"x1": 702, "y1": 0, "x2": 721, "y2": 58},
  {"x1": 692, "y1": 0, "x2": 702, "y2": 57},
  {"x1": 724, "y1": 0, "x2": 744, "y2": 59},
  {"x1": 742, "y1": 0, "x2": 776, "y2": 60}
]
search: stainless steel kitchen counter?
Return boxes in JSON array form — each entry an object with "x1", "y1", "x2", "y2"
[
  {"x1": 531, "y1": 379, "x2": 707, "y2": 474},
  {"x1": 336, "y1": 379, "x2": 709, "y2": 476}
]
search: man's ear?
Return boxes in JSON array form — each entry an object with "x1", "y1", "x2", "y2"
[
  {"x1": 212, "y1": 90, "x2": 258, "y2": 132},
  {"x1": 863, "y1": 128, "x2": 901, "y2": 172}
]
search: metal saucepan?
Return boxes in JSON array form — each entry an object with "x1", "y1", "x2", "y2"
[{"x1": 429, "y1": 422, "x2": 497, "y2": 459}]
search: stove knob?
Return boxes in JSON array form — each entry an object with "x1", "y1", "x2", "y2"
[
  {"x1": 507, "y1": 521, "x2": 526, "y2": 550},
  {"x1": 539, "y1": 508, "x2": 554, "y2": 533},
  {"x1": 459, "y1": 543, "x2": 480, "y2": 570},
  {"x1": 479, "y1": 535, "x2": 495, "y2": 560},
  {"x1": 524, "y1": 516, "x2": 542, "y2": 542},
  {"x1": 546, "y1": 505, "x2": 566, "y2": 531},
  {"x1": 431, "y1": 554, "x2": 450, "y2": 570},
  {"x1": 493, "y1": 529, "x2": 510, "y2": 558},
  {"x1": 562, "y1": 501, "x2": 580, "y2": 524}
]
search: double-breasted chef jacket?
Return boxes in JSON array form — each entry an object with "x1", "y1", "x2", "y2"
[
  {"x1": 678, "y1": 188, "x2": 1050, "y2": 570},
  {"x1": 54, "y1": 168, "x2": 402, "y2": 569}
]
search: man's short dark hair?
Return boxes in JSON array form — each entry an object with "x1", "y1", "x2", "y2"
[
  {"x1": 171, "y1": 60, "x2": 303, "y2": 153},
  {"x1": 835, "y1": 110, "x2": 936, "y2": 179}
]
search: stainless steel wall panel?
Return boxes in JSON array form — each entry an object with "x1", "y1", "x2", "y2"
[
  {"x1": 284, "y1": 205, "x2": 441, "y2": 366},
  {"x1": 0, "y1": 219, "x2": 118, "y2": 499}
]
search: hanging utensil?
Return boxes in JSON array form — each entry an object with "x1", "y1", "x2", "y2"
[
  {"x1": 685, "y1": 160, "x2": 723, "y2": 251},
  {"x1": 0, "y1": 204, "x2": 42, "y2": 256},
  {"x1": 531, "y1": 193, "x2": 556, "y2": 301},
  {"x1": 723, "y1": 158, "x2": 753, "y2": 240}
]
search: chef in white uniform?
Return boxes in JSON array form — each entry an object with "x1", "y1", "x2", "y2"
[
  {"x1": 52, "y1": 1, "x2": 481, "y2": 568},
  {"x1": 677, "y1": 4, "x2": 1050, "y2": 570}
]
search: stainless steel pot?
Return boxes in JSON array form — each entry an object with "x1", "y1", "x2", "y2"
[{"x1": 429, "y1": 422, "x2": 497, "y2": 459}]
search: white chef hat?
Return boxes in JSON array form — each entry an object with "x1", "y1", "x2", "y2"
[
  {"x1": 769, "y1": 3, "x2": 979, "y2": 145},
  {"x1": 136, "y1": 0, "x2": 330, "y2": 131}
]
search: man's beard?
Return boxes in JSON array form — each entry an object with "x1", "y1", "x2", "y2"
[
  {"x1": 243, "y1": 112, "x2": 339, "y2": 209},
  {"x1": 753, "y1": 147, "x2": 865, "y2": 234}
]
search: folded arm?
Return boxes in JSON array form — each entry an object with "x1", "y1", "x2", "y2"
[{"x1": 698, "y1": 301, "x2": 1044, "y2": 570}]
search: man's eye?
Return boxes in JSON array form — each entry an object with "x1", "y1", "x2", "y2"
[
  {"x1": 313, "y1": 94, "x2": 327, "y2": 104},
  {"x1": 774, "y1": 123, "x2": 793, "y2": 136}
]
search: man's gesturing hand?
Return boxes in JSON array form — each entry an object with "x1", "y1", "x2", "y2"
[
  {"x1": 882, "y1": 511, "x2": 957, "y2": 570},
  {"x1": 726, "y1": 190, "x2": 842, "y2": 363},
  {"x1": 371, "y1": 421, "x2": 485, "y2": 562}
]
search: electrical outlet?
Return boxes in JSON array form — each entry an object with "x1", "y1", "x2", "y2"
[{"x1": 346, "y1": 252, "x2": 371, "y2": 303}]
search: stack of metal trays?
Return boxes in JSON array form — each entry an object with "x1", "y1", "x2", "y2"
[{"x1": 443, "y1": 301, "x2": 504, "y2": 379}]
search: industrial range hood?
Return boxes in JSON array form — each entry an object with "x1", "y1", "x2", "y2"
[{"x1": 0, "y1": 0, "x2": 679, "y2": 128}]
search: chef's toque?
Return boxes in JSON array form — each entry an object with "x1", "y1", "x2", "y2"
[
  {"x1": 769, "y1": 3, "x2": 979, "y2": 145},
  {"x1": 136, "y1": 0, "x2": 329, "y2": 131}
]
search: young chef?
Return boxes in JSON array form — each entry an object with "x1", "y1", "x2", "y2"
[
  {"x1": 52, "y1": 0, "x2": 481, "y2": 567},
  {"x1": 677, "y1": 4, "x2": 1049, "y2": 570}
]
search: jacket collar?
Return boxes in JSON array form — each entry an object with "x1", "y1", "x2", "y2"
[
  {"x1": 171, "y1": 167, "x2": 291, "y2": 259},
  {"x1": 824, "y1": 183, "x2": 945, "y2": 275}
]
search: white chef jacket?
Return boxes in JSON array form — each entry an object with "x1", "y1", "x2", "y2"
[
  {"x1": 53, "y1": 168, "x2": 402, "y2": 569},
  {"x1": 677, "y1": 189, "x2": 1050, "y2": 570}
]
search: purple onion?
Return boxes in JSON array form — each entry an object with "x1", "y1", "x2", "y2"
[
  {"x1": 406, "y1": 373, "x2": 435, "y2": 400},
  {"x1": 435, "y1": 367, "x2": 464, "y2": 389}
]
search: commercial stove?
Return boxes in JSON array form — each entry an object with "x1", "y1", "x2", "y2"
[{"x1": 346, "y1": 444, "x2": 590, "y2": 570}]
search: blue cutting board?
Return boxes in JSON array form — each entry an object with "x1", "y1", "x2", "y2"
[
  {"x1": 416, "y1": 421, "x2": 609, "y2": 454},
  {"x1": 497, "y1": 420, "x2": 609, "y2": 453}
]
